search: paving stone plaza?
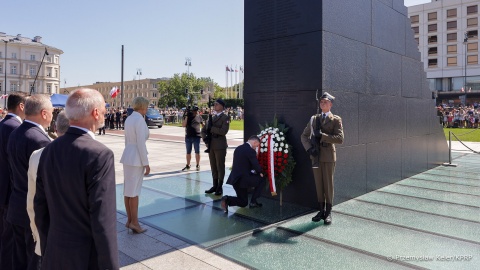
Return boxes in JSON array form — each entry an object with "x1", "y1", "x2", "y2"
[{"x1": 98, "y1": 126, "x2": 479, "y2": 270}]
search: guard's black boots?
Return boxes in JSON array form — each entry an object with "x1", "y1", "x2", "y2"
[
  {"x1": 312, "y1": 202, "x2": 325, "y2": 222},
  {"x1": 324, "y1": 203, "x2": 332, "y2": 225}
]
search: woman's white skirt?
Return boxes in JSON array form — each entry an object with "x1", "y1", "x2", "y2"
[{"x1": 123, "y1": 165, "x2": 145, "y2": 197}]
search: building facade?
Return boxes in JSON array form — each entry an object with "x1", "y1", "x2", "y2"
[
  {"x1": 0, "y1": 32, "x2": 63, "y2": 100},
  {"x1": 61, "y1": 78, "x2": 168, "y2": 109},
  {"x1": 408, "y1": 0, "x2": 479, "y2": 101}
]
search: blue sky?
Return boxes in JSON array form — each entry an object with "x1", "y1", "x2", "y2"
[{"x1": 2, "y1": 0, "x2": 428, "y2": 88}]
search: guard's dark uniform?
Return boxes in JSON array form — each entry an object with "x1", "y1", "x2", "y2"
[
  {"x1": 201, "y1": 110, "x2": 230, "y2": 195},
  {"x1": 301, "y1": 92, "x2": 344, "y2": 224}
]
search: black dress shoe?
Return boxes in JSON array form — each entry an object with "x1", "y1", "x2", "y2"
[
  {"x1": 311, "y1": 211, "x2": 325, "y2": 222},
  {"x1": 221, "y1": 196, "x2": 228, "y2": 213},
  {"x1": 214, "y1": 187, "x2": 223, "y2": 196},
  {"x1": 324, "y1": 213, "x2": 332, "y2": 225},
  {"x1": 205, "y1": 187, "x2": 216, "y2": 194},
  {"x1": 249, "y1": 201, "x2": 263, "y2": 208}
]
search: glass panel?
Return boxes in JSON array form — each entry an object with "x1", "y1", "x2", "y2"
[
  {"x1": 428, "y1": 12, "x2": 437, "y2": 21},
  {"x1": 141, "y1": 205, "x2": 265, "y2": 247},
  {"x1": 447, "y1": 8, "x2": 456, "y2": 18},
  {"x1": 410, "y1": 15, "x2": 419, "y2": 23},
  {"x1": 447, "y1": 45, "x2": 457, "y2": 54},
  {"x1": 213, "y1": 228, "x2": 410, "y2": 270},
  {"x1": 333, "y1": 200, "x2": 480, "y2": 243},
  {"x1": 280, "y1": 213, "x2": 480, "y2": 269}
]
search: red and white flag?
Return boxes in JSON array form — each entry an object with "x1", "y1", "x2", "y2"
[
  {"x1": 109, "y1": 87, "x2": 120, "y2": 98},
  {"x1": 0, "y1": 94, "x2": 8, "y2": 99},
  {"x1": 461, "y1": 87, "x2": 465, "y2": 92}
]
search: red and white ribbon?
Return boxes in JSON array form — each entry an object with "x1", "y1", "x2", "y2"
[{"x1": 266, "y1": 133, "x2": 277, "y2": 196}]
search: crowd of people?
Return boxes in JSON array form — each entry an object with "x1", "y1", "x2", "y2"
[
  {"x1": 437, "y1": 104, "x2": 480, "y2": 128},
  {"x1": 160, "y1": 106, "x2": 244, "y2": 124}
]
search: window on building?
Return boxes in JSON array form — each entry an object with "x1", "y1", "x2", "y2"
[
  {"x1": 428, "y1": 12, "x2": 437, "y2": 21},
  {"x1": 447, "y1": 57, "x2": 457, "y2": 66},
  {"x1": 29, "y1": 66, "x2": 36, "y2": 76},
  {"x1": 0, "y1": 84, "x2": 2, "y2": 93},
  {"x1": 428, "y1": 47, "x2": 438, "y2": 55},
  {"x1": 415, "y1": 38, "x2": 419, "y2": 45},
  {"x1": 54, "y1": 69, "x2": 58, "y2": 78},
  {"x1": 0, "y1": 52, "x2": 2, "y2": 58},
  {"x1": 47, "y1": 84, "x2": 51, "y2": 93},
  {"x1": 468, "y1": 42, "x2": 478, "y2": 52},
  {"x1": 447, "y1": 8, "x2": 457, "y2": 18},
  {"x1": 410, "y1": 15, "x2": 419, "y2": 24},
  {"x1": 428, "y1": 24, "x2": 437, "y2": 32},
  {"x1": 468, "y1": 55, "x2": 478, "y2": 65},
  {"x1": 412, "y1": 26, "x2": 419, "y2": 34},
  {"x1": 10, "y1": 65, "x2": 16, "y2": 75},
  {"x1": 467, "y1": 30, "x2": 478, "y2": 39},
  {"x1": 447, "y1": 21, "x2": 457, "y2": 30},
  {"x1": 0, "y1": 64, "x2": 2, "y2": 74},
  {"x1": 46, "y1": 56, "x2": 51, "y2": 63},
  {"x1": 447, "y1": 45, "x2": 457, "y2": 54},
  {"x1": 447, "y1": 33, "x2": 457, "y2": 42},
  {"x1": 30, "y1": 55, "x2": 35, "y2": 61},
  {"x1": 467, "y1": 18, "x2": 478, "y2": 27},
  {"x1": 30, "y1": 83, "x2": 35, "y2": 93},
  {"x1": 11, "y1": 53, "x2": 16, "y2": 59},
  {"x1": 428, "y1": 59, "x2": 438, "y2": 67},
  {"x1": 10, "y1": 83, "x2": 17, "y2": 91},
  {"x1": 55, "y1": 85, "x2": 58, "y2": 93},
  {"x1": 428, "y1": 35, "x2": 438, "y2": 44},
  {"x1": 467, "y1": 5, "x2": 478, "y2": 15}
]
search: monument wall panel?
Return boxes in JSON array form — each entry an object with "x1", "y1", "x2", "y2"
[
  {"x1": 402, "y1": 136, "x2": 429, "y2": 179},
  {"x1": 366, "y1": 139, "x2": 402, "y2": 191},
  {"x1": 322, "y1": 0, "x2": 372, "y2": 44},
  {"x1": 334, "y1": 145, "x2": 367, "y2": 205},
  {"x1": 245, "y1": 32, "x2": 322, "y2": 94},
  {"x1": 322, "y1": 31, "x2": 367, "y2": 94},
  {"x1": 406, "y1": 98, "x2": 431, "y2": 137},
  {"x1": 358, "y1": 94, "x2": 406, "y2": 144},
  {"x1": 367, "y1": 46, "x2": 402, "y2": 96},
  {"x1": 372, "y1": 0, "x2": 406, "y2": 55},
  {"x1": 401, "y1": 57, "x2": 423, "y2": 98},
  {"x1": 245, "y1": 0, "x2": 322, "y2": 44}
]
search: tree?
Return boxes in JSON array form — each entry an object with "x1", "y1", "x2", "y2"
[{"x1": 157, "y1": 72, "x2": 208, "y2": 108}]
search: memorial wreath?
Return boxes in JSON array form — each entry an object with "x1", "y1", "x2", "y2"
[{"x1": 257, "y1": 117, "x2": 296, "y2": 205}]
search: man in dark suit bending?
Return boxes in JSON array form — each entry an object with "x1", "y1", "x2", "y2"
[
  {"x1": 35, "y1": 88, "x2": 119, "y2": 270},
  {"x1": 221, "y1": 135, "x2": 266, "y2": 213},
  {"x1": 7, "y1": 94, "x2": 53, "y2": 270},
  {"x1": 0, "y1": 92, "x2": 27, "y2": 269}
]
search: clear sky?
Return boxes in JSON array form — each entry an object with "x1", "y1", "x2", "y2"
[{"x1": 2, "y1": 0, "x2": 429, "y2": 88}]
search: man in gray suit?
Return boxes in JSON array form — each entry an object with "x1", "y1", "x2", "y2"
[
  {"x1": 7, "y1": 94, "x2": 53, "y2": 270},
  {"x1": 35, "y1": 88, "x2": 119, "y2": 270}
]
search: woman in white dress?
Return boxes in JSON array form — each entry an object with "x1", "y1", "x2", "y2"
[{"x1": 120, "y1": 97, "x2": 150, "y2": 233}]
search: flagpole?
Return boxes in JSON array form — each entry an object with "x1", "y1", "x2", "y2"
[
  {"x1": 225, "y1": 66, "x2": 228, "y2": 99},
  {"x1": 121, "y1": 45, "x2": 124, "y2": 108},
  {"x1": 230, "y1": 65, "x2": 233, "y2": 99}
]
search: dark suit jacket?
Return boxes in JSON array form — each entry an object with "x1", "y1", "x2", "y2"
[
  {"x1": 0, "y1": 115, "x2": 22, "y2": 207},
  {"x1": 226, "y1": 143, "x2": 263, "y2": 188},
  {"x1": 7, "y1": 121, "x2": 50, "y2": 227},
  {"x1": 34, "y1": 127, "x2": 119, "y2": 270}
]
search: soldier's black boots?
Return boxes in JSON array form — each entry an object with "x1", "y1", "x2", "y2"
[
  {"x1": 324, "y1": 203, "x2": 332, "y2": 225},
  {"x1": 205, "y1": 186, "x2": 217, "y2": 194},
  {"x1": 312, "y1": 202, "x2": 325, "y2": 222}
]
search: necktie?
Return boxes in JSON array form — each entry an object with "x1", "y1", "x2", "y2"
[{"x1": 322, "y1": 113, "x2": 326, "y2": 120}]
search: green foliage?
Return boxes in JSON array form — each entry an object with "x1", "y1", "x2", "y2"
[{"x1": 157, "y1": 73, "x2": 217, "y2": 108}]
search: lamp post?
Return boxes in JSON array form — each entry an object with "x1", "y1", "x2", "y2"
[
  {"x1": 185, "y1": 57, "x2": 191, "y2": 76},
  {"x1": 136, "y1": 68, "x2": 142, "y2": 80}
]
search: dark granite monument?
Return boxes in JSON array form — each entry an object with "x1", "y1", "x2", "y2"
[{"x1": 244, "y1": 0, "x2": 449, "y2": 208}]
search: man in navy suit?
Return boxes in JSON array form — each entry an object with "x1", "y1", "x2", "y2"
[
  {"x1": 0, "y1": 92, "x2": 27, "y2": 269},
  {"x1": 7, "y1": 94, "x2": 53, "y2": 270},
  {"x1": 35, "y1": 88, "x2": 119, "y2": 270},
  {"x1": 221, "y1": 135, "x2": 266, "y2": 213}
]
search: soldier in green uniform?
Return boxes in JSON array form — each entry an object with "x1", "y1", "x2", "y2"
[
  {"x1": 201, "y1": 99, "x2": 230, "y2": 195},
  {"x1": 301, "y1": 92, "x2": 344, "y2": 225}
]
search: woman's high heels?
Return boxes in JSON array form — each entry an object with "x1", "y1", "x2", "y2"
[{"x1": 128, "y1": 224, "x2": 147, "y2": 234}]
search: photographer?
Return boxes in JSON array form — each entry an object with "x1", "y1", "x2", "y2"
[{"x1": 181, "y1": 106, "x2": 203, "y2": 171}]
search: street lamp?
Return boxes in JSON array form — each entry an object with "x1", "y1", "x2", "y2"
[
  {"x1": 185, "y1": 57, "x2": 191, "y2": 76},
  {"x1": 136, "y1": 68, "x2": 142, "y2": 80}
]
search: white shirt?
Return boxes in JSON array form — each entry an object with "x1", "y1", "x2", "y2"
[
  {"x1": 70, "y1": 125, "x2": 96, "y2": 140},
  {"x1": 7, "y1": 112, "x2": 22, "y2": 123}
]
